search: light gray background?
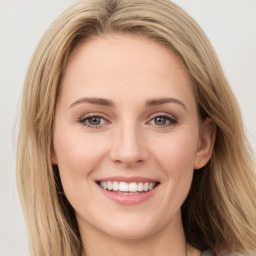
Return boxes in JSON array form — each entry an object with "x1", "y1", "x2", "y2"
[{"x1": 0, "y1": 1, "x2": 255, "y2": 255}]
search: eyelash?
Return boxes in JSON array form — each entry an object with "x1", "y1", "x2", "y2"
[
  {"x1": 147, "y1": 114, "x2": 178, "y2": 127},
  {"x1": 78, "y1": 113, "x2": 178, "y2": 129},
  {"x1": 78, "y1": 114, "x2": 109, "y2": 128}
]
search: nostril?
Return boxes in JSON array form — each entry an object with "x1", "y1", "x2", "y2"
[
  {"x1": 113, "y1": 158, "x2": 145, "y2": 168},
  {"x1": 109, "y1": 136, "x2": 148, "y2": 166}
]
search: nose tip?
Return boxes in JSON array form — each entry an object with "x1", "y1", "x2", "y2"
[
  {"x1": 112, "y1": 151, "x2": 146, "y2": 168},
  {"x1": 109, "y1": 130, "x2": 148, "y2": 168}
]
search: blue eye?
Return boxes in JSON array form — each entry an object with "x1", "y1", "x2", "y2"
[
  {"x1": 87, "y1": 116, "x2": 103, "y2": 125},
  {"x1": 154, "y1": 116, "x2": 168, "y2": 125},
  {"x1": 149, "y1": 115, "x2": 177, "y2": 127},
  {"x1": 79, "y1": 115, "x2": 107, "y2": 127}
]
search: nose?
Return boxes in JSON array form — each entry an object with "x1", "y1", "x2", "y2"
[{"x1": 109, "y1": 123, "x2": 148, "y2": 168}]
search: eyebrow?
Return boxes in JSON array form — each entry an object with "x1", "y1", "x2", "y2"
[
  {"x1": 69, "y1": 97, "x2": 187, "y2": 111},
  {"x1": 69, "y1": 97, "x2": 114, "y2": 108},
  {"x1": 146, "y1": 98, "x2": 187, "y2": 111}
]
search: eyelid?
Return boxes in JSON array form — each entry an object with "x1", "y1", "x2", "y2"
[
  {"x1": 146, "y1": 112, "x2": 178, "y2": 126},
  {"x1": 78, "y1": 112, "x2": 111, "y2": 128},
  {"x1": 77, "y1": 111, "x2": 178, "y2": 128},
  {"x1": 78, "y1": 112, "x2": 108, "y2": 120},
  {"x1": 147, "y1": 112, "x2": 177, "y2": 120}
]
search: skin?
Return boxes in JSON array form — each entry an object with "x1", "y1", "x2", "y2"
[{"x1": 52, "y1": 34, "x2": 215, "y2": 256}]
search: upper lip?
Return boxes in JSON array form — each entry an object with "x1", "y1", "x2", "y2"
[{"x1": 96, "y1": 176, "x2": 159, "y2": 183}]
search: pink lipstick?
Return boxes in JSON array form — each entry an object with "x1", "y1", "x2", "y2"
[{"x1": 96, "y1": 176, "x2": 160, "y2": 205}]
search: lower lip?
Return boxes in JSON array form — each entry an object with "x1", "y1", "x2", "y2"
[{"x1": 98, "y1": 185, "x2": 158, "y2": 205}]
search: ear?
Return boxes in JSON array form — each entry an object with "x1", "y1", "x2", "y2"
[{"x1": 194, "y1": 118, "x2": 216, "y2": 170}]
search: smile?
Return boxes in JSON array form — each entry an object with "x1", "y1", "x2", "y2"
[
  {"x1": 96, "y1": 177, "x2": 160, "y2": 205},
  {"x1": 98, "y1": 181, "x2": 158, "y2": 194}
]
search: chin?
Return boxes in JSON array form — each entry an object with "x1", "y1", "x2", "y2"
[
  {"x1": 83, "y1": 209, "x2": 181, "y2": 241},
  {"x1": 102, "y1": 223, "x2": 157, "y2": 241}
]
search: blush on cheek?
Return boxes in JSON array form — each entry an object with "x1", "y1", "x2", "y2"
[{"x1": 157, "y1": 136, "x2": 197, "y2": 173}]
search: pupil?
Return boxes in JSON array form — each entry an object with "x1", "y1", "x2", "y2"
[
  {"x1": 89, "y1": 117, "x2": 101, "y2": 125},
  {"x1": 155, "y1": 117, "x2": 166, "y2": 125}
]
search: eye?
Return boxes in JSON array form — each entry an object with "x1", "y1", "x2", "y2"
[
  {"x1": 78, "y1": 114, "x2": 108, "y2": 128},
  {"x1": 148, "y1": 114, "x2": 177, "y2": 127}
]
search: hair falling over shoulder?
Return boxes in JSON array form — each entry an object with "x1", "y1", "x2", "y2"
[{"x1": 17, "y1": 0, "x2": 256, "y2": 255}]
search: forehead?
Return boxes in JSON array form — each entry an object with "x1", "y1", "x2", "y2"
[
  {"x1": 59, "y1": 34, "x2": 195, "y2": 108},
  {"x1": 66, "y1": 33, "x2": 188, "y2": 78}
]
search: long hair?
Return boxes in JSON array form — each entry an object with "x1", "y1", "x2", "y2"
[{"x1": 17, "y1": 0, "x2": 256, "y2": 255}]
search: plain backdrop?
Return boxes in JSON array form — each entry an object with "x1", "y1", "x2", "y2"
[{"x1": 0, "y1": 0, "x2": 255, "y2": 255}]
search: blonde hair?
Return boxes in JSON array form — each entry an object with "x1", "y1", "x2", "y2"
[{"x1": 17, "y1": 0, "x2": 256, "y2": 255}]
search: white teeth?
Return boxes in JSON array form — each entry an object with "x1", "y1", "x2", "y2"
[
  {"x1": 148, "y1": 182, "x2": 153, "y2": 190},
  {"x1": 99, "y1": 181, "x2": 157, "y2": 192},
  {"x1": 137, "y1": 182, "x2": 144, "y2": 191},
  {"x1": 128, "y1": 182, "x2": 137, "y2": 192},
  {"x1": 107, "y1": 181, "x2": 113, "y2": 190},
  {"x1": 113, "y1": 181, "x2": 119, "y2": 191},
  {"x1": 143, "y1": 182, "x2": 149, "y2": 191},
  {"x1": 102, "y1": 181, "x2": 108, "y2": 189},
  {"x1": 119, "y1": 182, "x2": 129, "y2": 192}
]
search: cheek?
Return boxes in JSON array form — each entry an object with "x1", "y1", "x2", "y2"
[
  {"x1": 150, "y1": 128, "x2": 198, "y2": 203},
  {"x1": 53, "y1": 130, "x2": 111, "y2": 212},
  {"x1": 53, "y1": 128, "x2": 108, "y2": 184},
  {"x1": 153, "y1": 130, "x2": 198, "y2": 174}
]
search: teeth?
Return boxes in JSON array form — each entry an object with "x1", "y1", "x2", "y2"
[
  {"x1": 128, "y1": 182, "x2": 137, "y2": 192},
  {"x1": 148, "y1": 182, "x2": 153, "y2": 190},
  {"x1": 137, "y1": 182, "x2": 144, "y2": 191},
  {"x1": 102, "y1": 181, "x2": 108, "y2": 189},
  {"x1": 143, "y1": 182, "x2": 149, "y2": 191},
  {"x1": 119, "y1": 182, "x2": 129, "y2": 192},
  {"x1": 113, "y1": 181, "x2": 119, "y2": 191},
  {"x1": 107, "y1": 181, "x2": 113, "y2": 190},
  {"x1": 99, "y1": 181, "x2": 157, "y2": 192}
]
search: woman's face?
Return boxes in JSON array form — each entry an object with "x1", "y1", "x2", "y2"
[{"x1": 52, "y1": 34, "x2": 211, "y2": 240}]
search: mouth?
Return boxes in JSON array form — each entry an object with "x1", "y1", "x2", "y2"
[
  {"x1": 95, "y1": 176, "x2": 160, "y2": 205},
  {"x1": 96, "y1": 180, "x2": 160, "y2": 195}
]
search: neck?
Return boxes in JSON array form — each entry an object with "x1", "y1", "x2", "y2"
[{"x1": 78, "y1": 212, "x2": 196, "y2": 256}]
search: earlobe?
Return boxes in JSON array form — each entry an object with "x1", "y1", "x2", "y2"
[{"x1": 194, "y1": 118, "x2": 216, "y2": 170}]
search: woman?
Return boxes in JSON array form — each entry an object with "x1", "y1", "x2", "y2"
[{"x1": 17, "y1": 0, "x2": 256, "y2": 255}]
